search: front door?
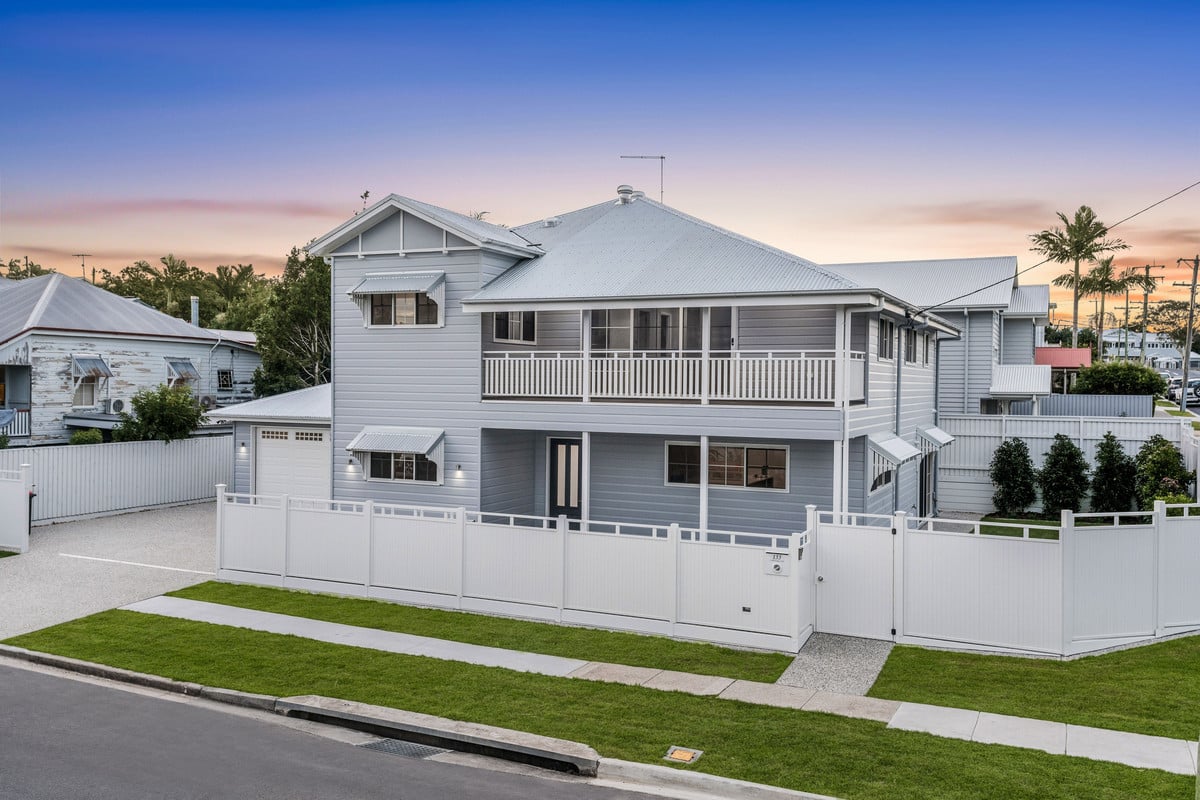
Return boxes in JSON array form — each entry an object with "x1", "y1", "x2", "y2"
[{"x1": 548, "y1": 438, "x2": 582, "y2": 518}]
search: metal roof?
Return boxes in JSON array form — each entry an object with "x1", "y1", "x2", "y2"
[
  {"x1": 0, "y1": 273, "x2": 232, "y2": 347},
  {"x1": 166, "y1": 359, "x2": 200, "y2": 381},
  {"x1": 206, "y1": 328, "x2": 257, "y2": 347},
  {"x1": 1005, "y1": 284, "x2": 1051, "y2": 317},
  {"x1": 467, "y1": 197, "x2": 860, "y2": 303},
  {"x1": 824, "y1": 256, "x2": 1019, "y2": 309},
  {"x1": 347, "y1": 272, "x2": 445, "y2": 296},
  {"x1": 345, "y1": 425, "x2": 444, "y2": 455},
  {"x1": 918, "y1": 425, "x2": 955, "y2": 448},
  {"x1": 989, "y1": 364, "x2": 1052, "y2": 397},
  {"x1": 308, "y1": 194, "x2": 541, "y2": 257},
  {"x1": 72, "y1": 355, "x2": 114, "y2": 378},
  {"x1": 867, "y1": 433, "x2": 922, "y2": 465},
  {"x1": 206, "y1": 383, "x2": 331, "y2": 423},
  {"x1": 1034, "y1": 347, "x2": 1092, "y2": 369}
]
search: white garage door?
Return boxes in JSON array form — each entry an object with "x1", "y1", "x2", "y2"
[{"x1": 255, "y1": 428, "x2": 331, "y2": 499}]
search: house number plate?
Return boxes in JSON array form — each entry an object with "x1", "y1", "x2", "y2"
[{"x1": 763, "y1": 551, "x2": 790, "y2": 576}]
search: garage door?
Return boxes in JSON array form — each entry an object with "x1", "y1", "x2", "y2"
[{"x1": 255, "y1": 428, "x2": 331, "y2": 499}]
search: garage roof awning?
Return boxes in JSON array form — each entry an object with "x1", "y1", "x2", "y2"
[
  {"x1": 867, "y1": 432, "x2": 922, "y2": 466},
  {"x1": 345, "y1": 426, "x2": 444, "y2": 457},
  {"x1": 166, "y1": 359, "x2": 200, "y2": 381},
  {"x1": 989, "y1": 364, "x2": 1052, "y2": 397},
  {"x1": 346, "y1": 272, "x2": 445, "y2": 296},
  {"x1": 918, "y1": 425, "x2": 955, "y2": 449},
  {"x1": 71, "y1": 355, "x2": 113, "y2": 378}
]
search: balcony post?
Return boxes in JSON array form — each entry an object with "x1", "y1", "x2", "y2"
[
  {"x1": 834, "y1": 305, "x2": 848, "y2": 407},
  {"x1": 581, "y1": 309, "x2": 591, "y2": 402},
  {"x1": 699, "y1": 434, "x2": 709, "y2": 534},
  {"x1": 701, "y1": 306, "x2": 711, "y2": 405}
]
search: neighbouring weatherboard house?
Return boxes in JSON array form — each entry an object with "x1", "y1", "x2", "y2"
[
  {"x1": 0, "y1": 273, "x2": 260, "y2": 445},
  {"x1": 281, "y1": 186, "x2": 979, "y2": 532}
]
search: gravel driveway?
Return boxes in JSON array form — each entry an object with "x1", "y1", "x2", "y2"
[{"x1": 0, "y1": 503, "x2": 215, "y2": 640}]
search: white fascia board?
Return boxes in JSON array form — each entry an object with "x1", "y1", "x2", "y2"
[
  {"x1": 460, "y1": 291, "x2": 883, "y2": 314},
  {"x1": 209, "y1": 414, "x2": 330, "y2": 425}
]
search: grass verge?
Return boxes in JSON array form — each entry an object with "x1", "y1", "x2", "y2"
[
  {"x1": 169, "y1": 582, "x2": 791, "y2": 682},
  {"x1": 4, "y1": 611, "x2": 1190, "y2": 799},
  {"x1": 0, "y1": 550, "x2": 19, "y2": 558},
  {"x1": 869, "y1": 640, "x2": 1200, "y2": 740}
]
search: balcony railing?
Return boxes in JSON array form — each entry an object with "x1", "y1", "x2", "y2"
[
  {"x1": 0, "y1": 409, "x2": 30, "y2": 438},
  {"x1": 483, "y1": 351, "x2": 866, "y2": 404}
]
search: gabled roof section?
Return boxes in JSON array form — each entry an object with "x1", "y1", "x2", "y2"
[
  {"x1": 0, "y1": 273, "x2": 224, "y2": 348},
  {"x1": 825, "y1": 256, "x2": 1018, "y2": 310},
  {"x1": 1005, "y1": 284, "x2": 1051, "y2": 317},
  {"x1": 307, "y1": 194, "x2": 541, "y2": 258},
  {"x1": 466, "y1": 196, "x2": 861, "y2": 304},
  {"x1": 207, "y1": 383, "x2": 331, "y2": 423}
]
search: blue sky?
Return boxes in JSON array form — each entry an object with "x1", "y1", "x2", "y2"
[{"x1": 2, "y1": 1, "x2": 1197, "y2": 311}]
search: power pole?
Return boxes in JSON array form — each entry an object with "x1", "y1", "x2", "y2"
[
  {"x1": 1173, "y1": 255, "x2": 1200, "y2": 414},
  {"x1": 1137, "y1": 264, "x2": 1165, "y2": 364}
]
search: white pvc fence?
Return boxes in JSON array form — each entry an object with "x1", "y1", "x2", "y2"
[
  {"x1": 216, "y1": 487, "x2": 810, "y2": 652},
  {"x1": 0, "y1": 465, "x2": 31, "y2": 553},
  {"x1": 813, "y1": 504, "x2": 1200, "y2": 656},
  {"x1": 937, "y1": 414, "x2": 1200, "y2": 513},
  {"x1": 0, "y1": 437, "x2": 232, "y2": 524}
]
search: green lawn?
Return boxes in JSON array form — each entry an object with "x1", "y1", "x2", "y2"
[
  {"x1": 4, "y1": 611, "x2": 1189, "y2": 800},
  {"x1": 169, "y1": 582, "x2": 791, "y2": 682},
  {"x1": 869, "y1": 640, "x2": 1200, "y2": 740},
  {"x1": 977, "y1": 517, "x2": 1060, "y2": 539},
  {"x1": 0, "y1": 550, "x2": 19, "y2": 558}
]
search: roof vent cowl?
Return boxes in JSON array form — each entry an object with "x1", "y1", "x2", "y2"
[
  {"x1": 542, "y1": 217, "x2": 561, "y2": 228},
  {"x1": 615, "y1": 185, "x2": 635, "y2": 204}
]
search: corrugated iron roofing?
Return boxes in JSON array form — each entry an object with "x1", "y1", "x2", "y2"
[
  {"x1": 397, "y1": 196, "x2": 539, "y2": 251},
  {"x1": 208, "y1": 383, "x2": 331, "y2": 423},
  {"x1": 347, "y1": 272, "x2": 445, "y2": 296},
  {"x1": 345, "y1": 425, "x2": 444, "y2": 455},
  {"x1": 1005, "y1": 284, "x2": 1051, "y2": 316},
  {"x1": 468, "y1": 198, "x2": 860, "y2": 303},
  {"x1": 1034, "y1": 347, "x2": 1092, "y2": 369},
  {"x1": 989, "y1": 364, "x2": 1052, "y2": 396},
  {"x1": 0, "y1": 273, "x2": 227, "y2": 347},
  {"x1": 824, "y1": 256, "x2": 1019, "y2": 309}
]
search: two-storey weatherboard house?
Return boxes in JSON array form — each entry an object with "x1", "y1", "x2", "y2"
[{"x1": 296, "y1": 188, "x2": 960, "y2": 535}]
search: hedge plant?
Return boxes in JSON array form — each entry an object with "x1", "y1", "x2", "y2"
[
  {"x1": 989, "y1": 438, "x2": 1038, "y2": 516},
  {"x1": 1090, "y1": 432, "x2": 1135, "y2": 513},
  {"x1": 1037, "y1": 434, "x2": 1090, "y2": 515}
]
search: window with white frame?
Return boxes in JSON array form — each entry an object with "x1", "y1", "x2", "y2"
[
  {"x1": 71, "y1": 355, "x2": 112, "y2": 408},
  {"x1": 904, "y1": 328, "x2": 917, "y2": 364},
  {"x1": 368, "y1": 452, "x2": 439, "y2": 483},
  {"x1": 493, "y1": 311, "x2": 536, "y2": 344},
  {"x1": 370, "y1": 292, "x2": 439, "y2": 326},
  {"x1": 591, "y1": 309, "x2": 632, "y2": 351},
  {"x1": 878, "y1": 318, "x2": 895, "y2": 360},
  {"x1": 665, "y1": 442, "x2": 788, "y2": 491},
  {"x1": 74, "y1": 377, "x2": 98, "y2": 407},
  {"x1": 923, "y1": 333, "x2": 931, "y2": 364},
  {"x1": 870, "y1": 450, "x2": 893, "y2": 493},
  {"x1": 165, "y1": 358, "x2": 199, "y2": 389}
]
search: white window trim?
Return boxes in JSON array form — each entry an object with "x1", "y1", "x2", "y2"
[
  {"x1": 878, "y1": 318, "x2": 896, "y2": 362},
  {"x1": 492, "y1": 310, "x2": 538, "y2": 346},
  {"x1": 73, "y1": 376, "x2": 98, "y2": 409},
  {"x1": 363, "y1": 450, "x2": 443, "y2": 486},
  {"x1": 165, "y1": 358, "x2": 198, "y2": 389},
  {"x1": 663, "y1": 440, "x2": 790, "y2": 493},
  {"x1": 362, "y1": 282, "x2": 446, "y2": 329}
]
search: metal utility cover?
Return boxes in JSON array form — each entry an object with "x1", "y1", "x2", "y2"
[
  {"x1": 359, "y1": 739, "x2": 448, "y2": 759},
  {"x1": 664, "y1": 746, "x2": 703, "y2": 764}
]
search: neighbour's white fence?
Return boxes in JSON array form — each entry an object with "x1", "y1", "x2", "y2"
[
  {"x1": 0, "y1": 465, "x2": 32, "y2": 553},
  {"x1": 937, "y1": 414, "x2": 1200, "y2": 514},
  {"x1": 0, "y1": 438, "x2": 231, "y2": 524},
  {"x1": 216, "y1": 488, "x2": 810, "y2": 652},
  {"x1": 814, "y1": 504, "x2": 1200, "y2": 656}
]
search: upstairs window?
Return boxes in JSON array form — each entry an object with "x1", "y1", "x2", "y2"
[
  {"x1": 904, "y1": 329, "x2": 917, "y2": 364},
  {"x1": 371, "y1": 292, "x2": 439, "y2": 326},
  {"x1": 348, "y1": 271, "x2": 445, "y2": 328},
  {"x1": 493, "y1": 311, "x2": 536, "y2": 344},
  {"x1": 878, "y1": 319, "x2": 895, "y2": 360}
]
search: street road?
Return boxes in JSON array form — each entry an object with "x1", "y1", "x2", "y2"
[{"x1": 0, "y1": 664, "x2": 662, "y2": 800}]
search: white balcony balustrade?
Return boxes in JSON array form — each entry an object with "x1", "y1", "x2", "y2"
[
  {"x1": 0, "y1": 409, "x2": 30, "y2": 438},
  {"x1": 483, "y1": 351, "x2": 866, "y2": 404}
]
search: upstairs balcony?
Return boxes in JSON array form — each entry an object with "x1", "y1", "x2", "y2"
[{"x1": 483, "y1": 349, "x2": 867, "y2": 404}]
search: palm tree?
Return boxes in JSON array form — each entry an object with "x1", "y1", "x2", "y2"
[
  {"x1": 1076, "y1": 257, "x2": 1158, "y2": 361},
  {"x1": 1029, "y1": 206, "x2": 1129, "y2": 349},
  {"x1": 209, "y1": 263, "x2": 257, "y2": 308}
]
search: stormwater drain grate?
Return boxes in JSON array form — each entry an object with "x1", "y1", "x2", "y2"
[{"x1": 360, "y1": 739, "x2": 450, "y2": 759}]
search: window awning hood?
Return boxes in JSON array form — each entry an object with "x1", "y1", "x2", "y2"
[
  {"x1": 346, "y1": 272, "x2": 445, "y2": 296},
  {"x1": 166, "y1": 359, "x2": 200, "y2": 380},
  {"x1": 345, "y1": 426, "x2": 444, "y2": 457},
  {"x1": 867, "y1": 432, "x2": 922, "y2": 466},
  {"x1": 71, "y1": 355, "x2": 113, "y2": 378},
  {"x1": 918, "y1": 425, "x2": 955, "y2": 449}
]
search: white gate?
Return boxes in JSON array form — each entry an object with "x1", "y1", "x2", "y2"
[
  {"x1": 813, "y1": 512, "x2": 895, "y2": 640},
  {"x1": 0, "y1": 465, "x2": 32, "y2": 554}
]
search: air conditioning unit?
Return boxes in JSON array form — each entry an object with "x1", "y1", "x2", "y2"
[
  {"x1": 198, "y1": 395, "x2": 217, "y2": 410},
  {"x1": 102, "y1": 398, "x2": 127, "y2": 414}
]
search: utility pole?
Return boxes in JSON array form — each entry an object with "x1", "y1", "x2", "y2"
[
  {"x1": 1136, "y1": 264, "x2": 1165, "y2": 364},
  {"x1": 1173, "y1": 256, "x2": 1200, "y2": 414}
]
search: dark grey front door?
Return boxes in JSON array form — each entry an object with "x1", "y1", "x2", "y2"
[{"x1": 548, "y1": 438, "x2": 582, "y2": 519}]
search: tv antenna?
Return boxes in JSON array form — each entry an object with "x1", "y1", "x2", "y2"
[
  {"x1": 73, "y1": 254, "x2": 94, "y2": 283},
  {"x1": 619, "y1": 155, "x2": 665, "y2": 202}
]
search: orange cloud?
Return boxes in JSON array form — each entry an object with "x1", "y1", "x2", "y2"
[
  {"x1": 897, "y1": 200, "x2": 1055, "y2": 229},
  {"x1": 6, "y1": 198, "x2": 344, "y2": 224}
]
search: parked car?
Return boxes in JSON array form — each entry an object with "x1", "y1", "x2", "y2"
[{"x1": 1167, "y1": 379, "x2": 1200, "y2": 403}]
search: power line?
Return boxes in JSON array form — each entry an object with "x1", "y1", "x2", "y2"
[{"x1": 912, "y1": 179, "x2": 1200, "y2": 317}]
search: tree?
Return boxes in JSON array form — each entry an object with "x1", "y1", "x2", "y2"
[
  {"x1": 989, "y1": 439, "x2": 1038, "y2": 516},
  {"x1": 1037, "y1": 434, "x2": 1090, "y2": 515},
  {"x1": 1134, "y1": 435, "x2": 1194, "y2": 510},
  {"x1": 1076, "y1": 257, "x2": 1157, "y2": 360},
  {"x1": 1091, "y1": 432, "x2": 1136, "y2": 513},
  {"x1": 1030, "y1": 206, "x2": 1129, "y2": 350},
  {"x1": 98, "y1": 256, "x2": 224, "y2": 326},
  {"x1": 4, "y1": 257, "x2": 53, "y2": 279},
  {"x1": 208, "y1": 264, "x2": 258, "y2": 308},
  {"x1": 1144, "y1": 300, "x2": 1193, "y2": 355},
  {"x1": 1043, "y1": 325, "x2": 1095, "y2": 351},
  {"x1": 111, "y1": 384, "x2": 204, "y2": 443},
  {"x1": 253, "y1": 248, "x2": 330, "y2": 396},
  {"x1": 1071, "y1": 361, "x2": 1167, "y2": 395}
]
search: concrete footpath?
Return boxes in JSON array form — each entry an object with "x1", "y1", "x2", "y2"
[{"x1": 122, "y1": 595, "x2": 1200, "y2": 777}]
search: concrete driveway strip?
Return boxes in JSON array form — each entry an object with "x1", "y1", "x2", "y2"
[
  {"x1": 123, "y1": 595, "x2": 589, "y2": 677},
  {"x1": 0, "y1": 503, "x2": 215, "y2": 640}
]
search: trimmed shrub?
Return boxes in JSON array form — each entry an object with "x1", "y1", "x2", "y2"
[
  {"x1": 1135, "y1": 434, "x2": 1194, "y2": 510},
  {"x1": 989, "y1": 438, "x2": 1038, "y2": 516},
  {"x1": 68, "y1": 428, "x2": 103, "y2": 445},
  {"x1": 1038, "y1": 434, "x2": 1090, "y2": 515},
  {"x1": 1071, "y1": 361, "x2": 1168, "y2": 395},
  {"x1": 1155, "y1": 492, "x2": 1195, "y2": 517},
  {"x1": 112, "y1": 384, "x2": 203, "y2": 443},
  {"x1": 0, "y1": 432, "x2": 8, "y2": 449},
  {"x1": 1090, "y1": 432, "x2": 1136, "y2": 513}
]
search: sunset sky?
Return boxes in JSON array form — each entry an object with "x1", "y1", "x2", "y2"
[{"x1": 2, "y1": 1, "x2": 1197, "y2": 321}]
